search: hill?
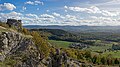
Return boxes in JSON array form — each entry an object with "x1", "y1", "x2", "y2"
[
  {"x1": 0, "y1": 19, "x2": 120, "y2": 67},
  {"x1": 24, "y1": 25, "x2": 120, "y2": 33}
]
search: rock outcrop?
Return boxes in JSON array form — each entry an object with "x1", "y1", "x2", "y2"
[
  {"x1": 6, "y1": 19, "x2": 22, "y2": 31},
  {"x1": 0, "y1": 32, "x2": 93, "y2": 67},
  {"x1": 0, "y1": 32, "x2": 42, "y2": 67},
  {"x1": 41, "y1": 48, "x2": 92, "y2": 67}
]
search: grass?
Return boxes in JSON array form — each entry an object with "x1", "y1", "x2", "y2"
[
  {"x1": 49, "y1": 40, "x2": 73, "y2": 48},
  {"x1": 87, "y1": 44, "x2": 112, "y2": 52},
  {"x1": 91, "y1": 51, "x2": 120, "y2": 58},
  {"x1": 85, "y1": 41, "x2": 116, "y2": 52},
  {"x1": 102, "y1": 50, "x2": 120, "y2": 58},
  {"x1": 0, "y1": 26, "x2": 17, "y2": 33},
  {"x1": 0, "y1": 26, "x2": 10, "y2": 33}
]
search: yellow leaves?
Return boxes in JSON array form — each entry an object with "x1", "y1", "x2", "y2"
[
  {"x1": 22, "y1": 28, "x2": 30, "y2": 35},
  {"x1": 31, "y1": 31, "x2": 50, "y2": 57}
]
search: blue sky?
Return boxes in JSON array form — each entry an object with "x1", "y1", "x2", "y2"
[{"x1": 0, "y1": 0, "x2": 120, "y2": 26}]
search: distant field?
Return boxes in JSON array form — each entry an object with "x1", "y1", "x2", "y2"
[
  {"x1": 49, "y1": 40, "x2": 73, "y2": 48},
  {"x1": 86, "y1": 44, "x2": 112, "y2": 52},
  {"x1": 49, "y1": 40, "x2": 120, "y2": 58},
  {"x1": 103, "y1": 51, "x2": 120, "y2": 58},
  {"x1": 91, "y1": 50, "x2": 120, "y2": 58},
  {"x1": 84, "y1": 41, "x2": 114, "y2": 51},
  {"x1": 86, "y1": 44, "x2": 120, "y2": 58}
]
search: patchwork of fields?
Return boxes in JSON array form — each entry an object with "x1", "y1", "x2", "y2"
[{"x1": 49, "y1": 40, "x2": 120, "y2": 58}]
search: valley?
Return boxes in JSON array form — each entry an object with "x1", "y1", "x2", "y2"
[
  {"x1": 1, "y1": 0, "x2": 120, "y2": 66},
  {"x1": 28, "y1": 26, "x2": 120, "y2": 60},
  {"x1": 0, "y1": 19, "x2": 120, "y2": 67}
]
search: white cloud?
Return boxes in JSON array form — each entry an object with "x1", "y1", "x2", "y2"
[
  {"x1": 22, "y1": 6, "x2": 26, "y2": 10},
  {"x1": 88, "y1": 16, "x2": 120, "y2": 26},
  {"x1": 25, "y1": 1, "x2": 34, "y2": 5},
  {"x1": 37, "y1": 8, "x2": 39, "y2": 10},
  {"x1": 65, "y1": 6, "x2": 120, "y2": 17},
  {"x1": 65, "y1": 10, "x2": 68, "y2": 12},
  {"x1": 64, "y1": 14, "x2": 79, "y2": 25},
  {"x1": 1, "y1": 10, "x2": 120, "y2": 26},
  {"x1": 25, "y1": 13, "x2": 38, "y2": 19},
  {"x1": 0, "y1": 3, "x2": 16, "y2": 11},
  {"x1": 0, "y1": 11, "x2": 22, "y2": 21},
  {"x1": 52, "y1": 12, "x2": 60, "y2": 16},
  {"x1": 40, "y1": 14, "x2": 55, "y2": 18},
  {"x1": 25, "y1": 1, "x2": 44, "y2": 5},
  {"x1": 102, "y1": 10, "x2": 120, "y2": 16},
  {"x1": 46, "y1": 10, "x2": 50, "y2": 12},
  {"x1": 0, "y1": 12, "x2": 57, "y2": 25},
  {"x1": 96, "y1": 0, "x2": 120, "y2": 6},
  {"x1": 34, "y1": 1, "x2": 44, "y2": 5},
  {"x1": 65, "y1": 6, "x2": 102, "y2": 14},
  {"x1": 9, "y1": 11, "x2": 22, "y2": 16},
  {"x1": 66, "y1": 15, "x2": 77, "y2": 20},
  {"x1": 38, "y1": 14, "x2": 57, "y2": 24},
  {"x1": 64, "y1": 6, "x2": 68, "y2": 9},
  {"x1": 52, "y1": 12, "x2": 65, "y2": 19}
]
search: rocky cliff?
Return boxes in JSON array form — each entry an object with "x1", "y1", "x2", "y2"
[
  {"x1": 0, "y1": 32, "x2": 88, "y2": 67},
  {"x1": 0, "y1": 32, "x2": 43, "y2": 67}
]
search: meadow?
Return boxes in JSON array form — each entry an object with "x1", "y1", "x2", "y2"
[{"x1": 49, "y1": 40, "x2": 73, "y2": 48}]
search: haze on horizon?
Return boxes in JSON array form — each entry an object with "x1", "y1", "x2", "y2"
[{"x1": 0, "y1": 0, "x2": 120, "y2": 26}]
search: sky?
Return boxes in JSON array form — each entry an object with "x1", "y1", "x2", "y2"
[{"x1": 0, "y1": 0, "x2": 120, "y2": 26}]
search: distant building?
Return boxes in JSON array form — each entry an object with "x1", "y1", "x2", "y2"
[
  {"x1": 69, "y1": 43, "x2": 89, "y2": 49},
  {"x1": 112, "y1": 44, "x2": 120, "y2": 50},
  {"x1": 6, "y1": 19, "x2": 22, "y2": 31}
]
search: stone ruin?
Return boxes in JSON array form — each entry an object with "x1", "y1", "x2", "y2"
[{"x1": 6, "y1": 19, "x2": 22, "y2": 31}]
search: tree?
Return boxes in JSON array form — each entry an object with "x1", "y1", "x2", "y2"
[
  {"x1": 92, "y1": 55, "x2": 97, "y2": 64},
  {"x1": 22, "y1": 28, "x2": 30, "y2": 35},
  {"x1": 84, "y1": 51, "x2": 91, "y2": 59},
  {"x1": 31, "y1": 31, "x2": 50, "y2": 57},
  {"x1": 101, "y1": 57, "x2": 106, "y2": 65},
  {"x1": 114, "y1": 58, "x2": 119, "y2": 64},
  {"x1": 107, "y1": 58, "x2": 112, "y2": 65}
]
